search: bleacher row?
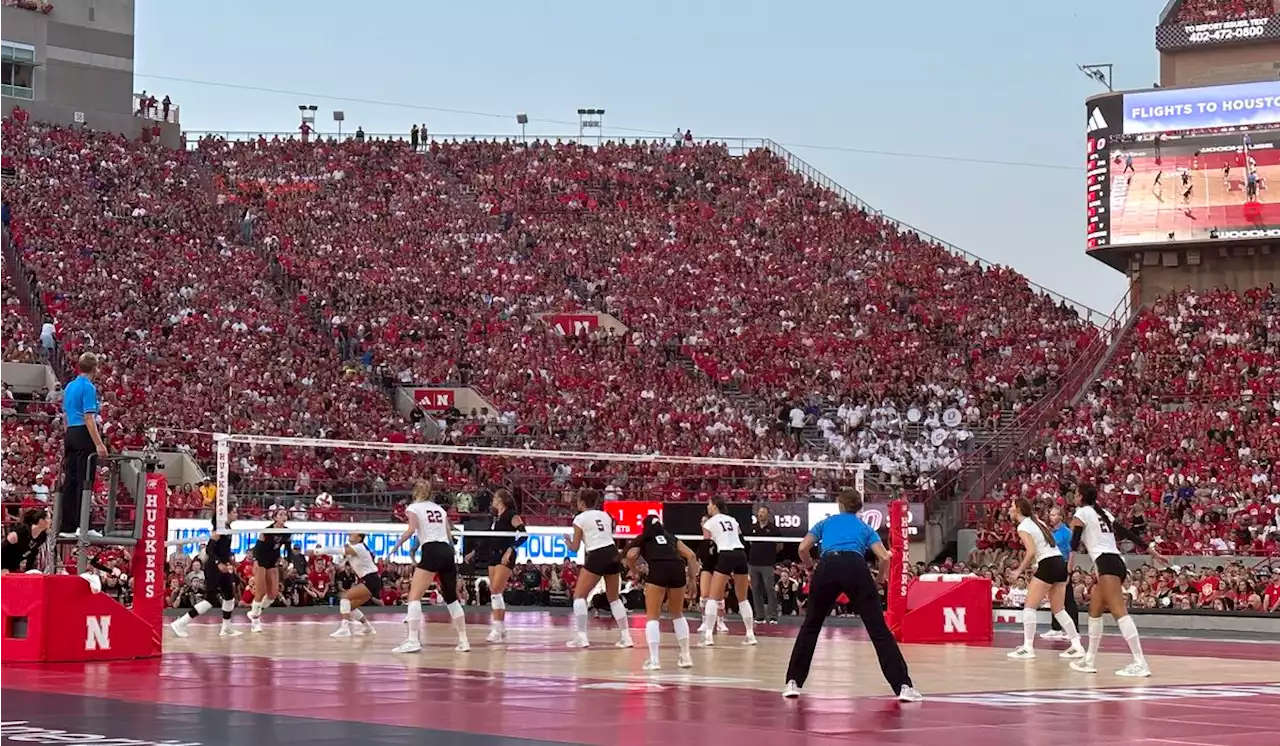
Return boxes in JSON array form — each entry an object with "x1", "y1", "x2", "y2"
[{"x1": 1, "y1": 114, "x2": 1277, "y2": 557}]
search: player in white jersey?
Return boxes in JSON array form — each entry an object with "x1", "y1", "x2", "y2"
[
  {"x1": 329, "y1": 534, "x2": 380, "y2": 638},
  {"x1": 564, "y1": 488, "x2": 633, "y2": 649},
  {"x1": 1005, "y1": 498, "x2": 1083, "y2": 661},
  {"x1": 700, "y1": 497, "x2": 756, "y2": 647},
  {"x1": 387, "y1": 481, "x2": 470, "y2": 654},
  {"x1": 1070, "y1": 483, "x2": 1167, "y2": 677}
]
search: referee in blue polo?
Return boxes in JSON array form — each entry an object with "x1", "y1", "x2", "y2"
[
  {"x1": 782, "y1": 487, "x2": 920, "y2": 702},
  {"x1": 58, "y1": 352, "x2": 108, "y2": 534}
]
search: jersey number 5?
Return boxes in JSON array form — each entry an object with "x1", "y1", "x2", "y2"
[{"x1": 595, "y1": 519, "x2": 605, "y2": 531}]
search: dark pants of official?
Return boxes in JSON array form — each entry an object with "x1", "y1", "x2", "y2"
[
  {"x1": 785, "y1": 552, "x2": 912, "y2": 694},
  {"x1": 58, "y1": 426, "x2": 97, "y2": 534},
  {"x1": 749, "y1": 565, "x2": 779, "y2": 621},
  {"x1": 1050, "y1": 581, "x2": 1080, "y2": 632}
]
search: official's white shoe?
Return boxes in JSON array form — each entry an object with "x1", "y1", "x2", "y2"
[
  {"x1": 169, "y1": 619, "x2": 190, "y2": 638},
  {"x1": 743, "y1": 633, "x2": 759, "y2": 646},
  {"x1": 643, "y1": 658, "x2": 661, "y2": 672},
  {"x1": 897, "y1": 685, "x2": 924, "y2": 703},
  {"x1": 616, "y1": 635, "x2": 636, "y2": 649},
  {"x1": 392, "y1": 639, "x2": 422, "y2": 654},
  {"x1": 1040, "y1": 630, "x2": 1066, "y2": 641},
  {"x1": 355, "y1": 623, "x2": 376, "y2": 636},
  {"x1": 782, "y1": 680, "x2": 801, "y2": 699},
  {"x1": 219, "y1": 625, "x2": 242, "y2": 638},
  {"x1": 677, "y1": 652, "x2": 693, "y2": 669},
  {"x1": 697, "y1": 633, "x2": 715, "y2": 648},
  {"x1": 330, "y1": 624, "x2": 352, "y2": 638},
  {"x1": 1006, "y1": 646, "x2": 1036, "y2": 660},
  {"x1": 1070, "y1": 659, "x2": 1098, "y2": 674},
  {"x1": 566, "y1": 635, "x2": 590, "y2": 649},
  {"x1": 454, "y1": 640, "x2": 471, "y2": 653},
  {"x1": 485, "y1": 628, "x2": 506, "y2": 644},
  {"x1": 1116, "y1": 661, "x2": 1151, "y2": 678},
  {"x1": 716, "y1": 620, "x2": 729, "y2": 634},
  {"x1": 1059, "y1": 643, "x2": 1086, "y2": 660}
]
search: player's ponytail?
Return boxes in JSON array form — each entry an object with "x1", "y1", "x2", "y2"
[
  {"x1": 1078, "y1": 483, "x2": 1113, "y2": 531},
  {"x1": 1015, "y1": 497, "x2": 1055, "y2": 546}
]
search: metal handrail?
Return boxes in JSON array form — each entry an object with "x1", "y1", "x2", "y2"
[{"x1": 938, "y1": 290, "x2": 1135, "y2": 512}]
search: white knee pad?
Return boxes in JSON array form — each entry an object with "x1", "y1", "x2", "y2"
[
  {"x1": 491, "y1": 593, "x2": 506, "y2": 611},
  {"x1": 446, "y1": 601, "x2": 465, "y2": 619},
  {"x1": 221, "y1": 599, "x2": 236, "y2": 614},
  {"x1": 573, "y1": 598, "x2": 588, "y2": 616},
  {"x1": 193, "y1": 600, "x2": 214, "y2": 615},
  {"x1": 406, "y1": 600, "x2": 423, "y2": 621},
  {"x1": 340, "y1": 598, "x2": 352, "y2": 614}
]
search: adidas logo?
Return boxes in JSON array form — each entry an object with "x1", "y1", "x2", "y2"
[{"x1": 1087, "y1": 108, "x2": 1109, "y2": 133}]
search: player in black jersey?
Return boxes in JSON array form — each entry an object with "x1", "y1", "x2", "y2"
[
  {"x1": 464, "y1": 488, "x2": 525, "y2": 643},
  {"x1": 247, "y1": 508, "x2": 290, "y2": 633},
  {"x1": 695, "y1": 515, "x2": 727, "y2": 635},
  {"x1": 625, "y1": 514, "x2": 698, "y2": 671},
  {"x1": 171, "y1": 507, "x2": 242, "y2": 638},
  {"x1": 2, "y1": 508, "x2": 50, "y2": 574}
]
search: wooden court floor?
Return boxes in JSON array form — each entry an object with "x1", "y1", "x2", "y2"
[
  {"x1": 6, "y1": 610, "x2": 1280, "y2": 746},
  {"x1": 161, "y1": 610, "x2": 1280, "y2": 699}
]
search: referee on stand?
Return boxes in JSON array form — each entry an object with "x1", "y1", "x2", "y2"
[
  {"x1": 782, "y1": 488, "x2": 921, "y2": 702},
  {"x1": 57, "y1": 353, "x2": 107, "y2": 535}
]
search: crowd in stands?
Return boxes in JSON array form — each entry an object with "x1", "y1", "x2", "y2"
[
  {"x1": 973, "y1": 288, "x2": 1280, "y2": 556},
  {"x1": 1169, "y1": 0, "x2": 1274, "y2": 24},
  {"x1": 3, "y1": 113, "x2": 1102, "y2": 514}
]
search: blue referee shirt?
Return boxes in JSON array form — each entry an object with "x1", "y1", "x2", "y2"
[
  {"x1": 63, "y1": 374, "x2": 99, "y2": 427},
  {"x1": 1053, "y1": 524, "x2": 1072, "y2": 558},
  {"x1": 809, "y1": 513, "x2": 881, "y2": 556}
]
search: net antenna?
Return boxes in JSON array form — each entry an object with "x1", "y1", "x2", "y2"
[{"x1": 210, "y1": 431, "x2": 873, "y2": 533}]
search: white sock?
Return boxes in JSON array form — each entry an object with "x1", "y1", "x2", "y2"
[
  {"x1": 406, "y1": 600, "x2": 423, "y2": 641},
  {"x1": 1053, "y1": 610, "x2": 1080, "y2": 645},
  {"x1": 249, "y1": 600, "x2": 262, "y2": 617},
  {"x1": 645, "y1": 620, "x2": 660, "y2": 660},
  {"x1": 672, "y1": 616, "x2": 691, "y2": 654},
  {"x1": 1116, "y1": 615, "x2": 1145, "y2": 665},
  {"x1": 447, "y1": 601, "x2": 467, "y2": 639},
  {"x1": 609, "y1": 599, "x2": 630, "y2": 634},
  {"x1": 704, "y1": 599, "x2": 719, "y2": 634},
  {"x1": 1086, "y1": 616, "x2": 1104, "y2": 662},
  {"x1": 573, "y1": 598, "x2": 589, "y2": 637},
  {"x1": 262, "y1": 596, "x2": 275, "y2": 609},
  {"x1": 340, "y1": 598, "x2": 352, "y2": 619},
  {"x1": 739, "y1": 599, "x2": 755, "y2": 636},
  {"x1": 1022, "y1": 607, "x2": 1037, "y2": 649},
  {"x1": 490, "y1": 593, "x2": 505, "y2": 633},
  {"x1": 351, "y1": 608, "x2": 366, "y2": 623}
]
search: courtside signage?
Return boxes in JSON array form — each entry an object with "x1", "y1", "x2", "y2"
[{"x1": 166, "y1": 520, "x2": 584, "y2": 566}]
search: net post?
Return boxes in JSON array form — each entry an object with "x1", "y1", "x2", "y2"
[
  {"x1": 886, "y1": 499, "x2": 910, "y2": 641},
  {"x1": 214, "y1": 433, "x2": 231, "y2": 532}
]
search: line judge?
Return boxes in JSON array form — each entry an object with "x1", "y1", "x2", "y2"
[
  {"x1": 58, "y1": 352, "x2": 108, "y2": 534},
  {"x1": 782, "y1": 487, "x2": 921, "y2": 702}
]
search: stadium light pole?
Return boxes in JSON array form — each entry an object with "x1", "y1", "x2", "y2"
[
  {"x1": 1077, "y1": 64, "x2": 1114, "y2": 92},
  {"x1": 577, "y1": 108, "x2": 604, "y2": 144}
]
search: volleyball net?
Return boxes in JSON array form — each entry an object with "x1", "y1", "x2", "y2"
[{"x1": 168, "y1": 432, "x2": 914, "y2": 564}]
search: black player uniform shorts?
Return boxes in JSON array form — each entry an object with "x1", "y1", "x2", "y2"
[
  {"x1": 359, "y1": 571, "x2": 383, "y2": 597},
  {"x1": 713, "y1": 548, "x2": 749, "y2": 576},
  {"x1": 1094, "y1": 553, "x2": 1128, "y2": 581},
  {"x1": 645, "y1": 560, "x2": 687, "y2": 590},
  {"x1": 1033, "y1": 555, "x2": 1069, "y2": 584},
  {"x1": 583, "y1": 545, "x2": 621, "y2": 576}
]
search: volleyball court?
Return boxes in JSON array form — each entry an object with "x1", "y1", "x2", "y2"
[
  {"x1": 1109, "y1": 131, "x2": 1280, "y2": 245},
  {"x1": 2, "y1": 433, "x2": 1279, "y2": 746}
]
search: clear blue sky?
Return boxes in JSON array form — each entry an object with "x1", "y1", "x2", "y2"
[{"x1": 135, "y1": 0, "x2": 1168, "y2": 315}]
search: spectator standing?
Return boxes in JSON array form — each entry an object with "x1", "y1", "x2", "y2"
[
  {"x1": 161, "y1": 95, "x2": 171, "y2": 121},
  {"x1": 747, "y1": 505, "x2": 782, "y2": 624},
  {"x1": 58, "y1": 353, "x2": 107, "y2": 534},
  {"x1": 410, "y1": 124, "x2": 420, "y2": 151}
]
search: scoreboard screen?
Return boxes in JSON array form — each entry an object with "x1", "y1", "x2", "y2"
[{"x1": 1087, "y1": 80, "x2": 1280, "y2": 250}]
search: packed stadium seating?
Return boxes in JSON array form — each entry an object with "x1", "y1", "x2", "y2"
[
  {"x1": 972, "y1": 288, "x2": 1280, "y2": 556},
  {"x1": 1169, "y1": 0, "x2": 1275, "y2": 24},
  {"x1": 0, "y1": 116, "x2": 1100, "y2": 517}
]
